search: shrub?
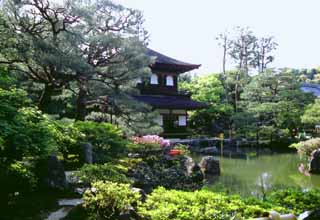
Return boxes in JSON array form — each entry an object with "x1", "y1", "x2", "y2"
[
  {"x1": 172, "y1": 143, "x2": 191, "y2": 155},
  {"x1": 77, "y1": 163, "x2": 132, "y2": 185},
  {"x1": 267, "y1": 188, "x2": 320, "y2": 215},
  {"x1": 138, "y1": 187, "x2": 286, "y2": 220},
  {"x1": 0, "y1": 88, "x2": 62, "y2": 204},
  {"x1": 131, "y1": 135, "x2": 170, "y2": 150},
  {"x1": 75, "y1": 121, "x2": 129, "y2": 163},
  {"x1": 83, "y1": 181, "x2": 141, "y2": 220},
  {"x1": 290, "y1": 138, "x2": 320, "y2": 157}
]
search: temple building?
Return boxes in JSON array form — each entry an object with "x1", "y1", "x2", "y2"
[{"x1": 134, "y1": 49, "x2": 207, "y2": 138}]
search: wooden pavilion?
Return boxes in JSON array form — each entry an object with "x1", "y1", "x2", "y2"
[{"x1": 134, "y1": 49, "x2": 207, "y2": 138}]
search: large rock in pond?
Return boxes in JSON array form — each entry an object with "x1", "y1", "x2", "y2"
[
  {"x1": 199, "y1": 156, "x2": 220, "y2": 178},
  {"x1": 310, "y1": 149, "x2": 320, "y2": 174}
]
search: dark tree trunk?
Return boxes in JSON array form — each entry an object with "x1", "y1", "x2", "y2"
[
  {"x1": 38, "y1": 84, "x2": 54, "y2": 112},
  {"x1": 75, "y1": 82, "x2": 87, "y2": 121}
]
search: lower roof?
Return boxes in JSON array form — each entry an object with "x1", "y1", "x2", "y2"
[{"x1": 134, "y1": 95, "x2": 207, "y2": 110}]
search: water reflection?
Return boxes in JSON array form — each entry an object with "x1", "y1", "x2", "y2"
[{"x1": 202, "y1": 154, "x2": 320, "y2": 197}]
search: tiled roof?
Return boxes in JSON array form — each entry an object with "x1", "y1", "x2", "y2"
[
  {"x1": 134, "y1": 95, "x2": 207, "y2": 110},
  {"x1": 147, "y1": 48, "x2": 201, "y2": 73}
]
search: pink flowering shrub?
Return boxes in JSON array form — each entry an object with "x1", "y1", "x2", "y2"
[{"x1": 131, "y1": 135, "x2": 170, "y2": 150}]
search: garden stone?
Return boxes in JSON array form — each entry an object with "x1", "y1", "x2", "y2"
[
  {"x1": 45, "y1": 155, "x2": 67, "y2": 189},
  {"x1": 184, "y1": 156, "x2": 196, "y2": 175},
  {"x1": 131, "y1": 187, "x2": 147, "y2": 202},
  {"x1": 119, "y1": 207, "x2": 142, "y2": 220},
  {"x1": 302, "y1": 208, "x2": 320, "y2": 220},
  {"x1": 199, "y1": 156, "x2": 220, "y2": 178},
  {"x1": 310, "y1": 149, "x2": 320, "y2": 174},
  {"x1": 82, "y1": 142, "x2": 93, "y2": 164}
]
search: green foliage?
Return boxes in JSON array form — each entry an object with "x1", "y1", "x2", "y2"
[
  {"x1": 0, "y1": 88, "x2": 58, "y2": 163},
  {"x1": 77, "y1": 163, "x2": 132, "y2": 185},
  {"x1": 267, "y1": 188, "x2": 320, "y2": 215},
  {"x1": 83, "y1": 181, "x2": 141, "y2": 220},
  {"x1": 290, "y1": 138, "x2": 320, "y2": 157},
  {"x1": 302, "y1": 100, "x2": 320, "y2": 125},
  {"x1": 0, "y1": 162, "x2": 37, "y2": 200},
  {"x1": 1, "y1": 0, "x2": 156, "y2": 130},
  {"x1": 74, "y1": 121, "x2": 129, "y2": 163},
  {"x1": 0, "y1": 88, "x2": 65, "y2": 207},
  {"x1": 180, "y1": 73, "x2": 233, "y2": 135},
  {"x1": 138, "y1": 187, "x2": 285, "y2": 220},
  {"x1": 172, "y1": 144, "x2": 191, "y2": 155},
  {"x1": 237, "y1": 70, "x2": 314, "y2": 141}
]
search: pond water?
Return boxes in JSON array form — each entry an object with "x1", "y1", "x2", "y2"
[{"x1": 201, "y1": 154, "x2": 320, "y2": 197}]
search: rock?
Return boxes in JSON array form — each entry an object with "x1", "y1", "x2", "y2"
[
  {"x1": 310, "y1": 149, "x2": 320, "y2": 174},
  {"x1": 45, "y1": 155, "x2": 67, "y2": 189},
  {"x1": 131, "y1": 187, "x2": 147, "y2": 202},
  {"x1": 46, "y1": 207, "x2": 73, "y2": 220},
  {"x1": 199, "y1": 156, "x2": 220, "y2": 178},
  {"x1": 82, "y1": 142, "x2": 93, "y2": 164},
  {"x1": 300, "y1": 208, "x2": 320, "y2": 220},
  {"x1": 183, "y1": 156, "x2": 203, "y2": 182},
  {"x1": 184, "y1": 156, "x2": 196, "y2": 175},
  {"x1": 128, "y1": 155, "x2": 203, "y2": 191},
  {"x1": 65, "y1": 171, "x2": 81, "y2": 185},
  {"x1": 298, "y1": 211, "x2": 313, "y2": 220},
  {"x1": 200, "y1": 147, "x2": 218, "y2": 154},
  {"x1": 119, "y1": 206, "x2": 142, "y2": 220},
  {"x1": 58, "y1": 198, "x2": 83, "y2": 206}
]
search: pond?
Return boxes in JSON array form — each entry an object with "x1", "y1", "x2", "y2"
[{"x1": 201, "y1": 154, "x2": 320, "y2": 197}]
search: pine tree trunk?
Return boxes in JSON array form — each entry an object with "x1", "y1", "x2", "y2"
[
  {"x1": 38, "y1": 84, "x2": 54, "y2": 112},
  {"x1": 75, "y1": 82, "x2": 87, "y2": 121}
]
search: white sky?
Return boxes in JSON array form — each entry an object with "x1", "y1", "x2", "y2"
[{"x1": 116, "y1": 0, "x2": 320, "y2": 74}]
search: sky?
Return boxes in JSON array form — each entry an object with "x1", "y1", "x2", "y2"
[{"x1": 116, "y1": 0, "x2": 320, "y2": 74}]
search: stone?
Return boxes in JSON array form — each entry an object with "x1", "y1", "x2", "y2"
[
  {"x1": 184, "y1": 156, "x2": 196, "y2": 175},
  {"x1": 45, "y1": 155, "x2": 67, "y2": 189},
  {"x1": 310, "y1": 149, "x2": 320, "y2": 174},
  {"x1": 46, "y1": 207, "x2": 73, "y2": 220},
  {"x1": 128, "y1": 155, "x2": 203, "y2": 192},
  {"x1": 119, "y1": 207, "x2": 142, "y2": 220},
  {"x1": 131, "y1": 187, "x2": 147, "y2": 202},
  {"x1": 82, "y1": 142, "x2": 93, "y2": 164},
  {"x1": 300, "y1": 208, "x2": 320, "y2": 220},
  {"x1": 58, "y1": 198, "x2": 83, "y2": 206},
  {"x1": 199, "y1": 156, "x2": 220, "y2": 178}
]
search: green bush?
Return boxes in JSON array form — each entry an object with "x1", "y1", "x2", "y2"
[
  {"x1": 75, "y1": 121, "x2": 129, "y2": 163},
  {"x1": 0, "y1": 88, "x2": 63, "y2": 205},
  {"x1": 77, "y1": 163, "x2": 132, "y2": 185},
  {"x1": 290, "y1": 138, "x2": 320, "y2": 157},
  {"x1": 83, "y1": 181, "x2": 141, "y2": 220},
  {"x1": 0, "y1": 89, "x2": 59, "y2": 163},
  {"x1": 138, "y1": 187, "x2": 286, "y2": 220},
  {"x1": 267, "y1": 188, "x2": 320, "y2": 215}
]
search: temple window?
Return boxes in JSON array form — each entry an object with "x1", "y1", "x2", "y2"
[
  {"x1": 155, "y1": 115, "x2": 163, "y2": 126},
  {"x1": 136, "y1": 77, "x2": 142, "y2": 84},
  {"x1": 166, "y1": 75, "x2": 174, "y2": 86},
  {"x1": 178, "y1": 115, "x2": 187, "y2": 126},
  {"x1": 150, "y1": 74, "x2": 159, "y2": 85}
]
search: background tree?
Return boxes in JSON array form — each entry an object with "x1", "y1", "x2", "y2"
[
  {"x1": 238, "y1": 70, "x2": 314, "y2": 143},
  {"x1": 252, "y1": 37, "x2": 278, "y2": 73},
  {"x1": 1, "y1": 0, "x2": 160, "y2": 134},
  {"x1": 180, "y1": 74, "x2": 233, "y2": 135}
]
